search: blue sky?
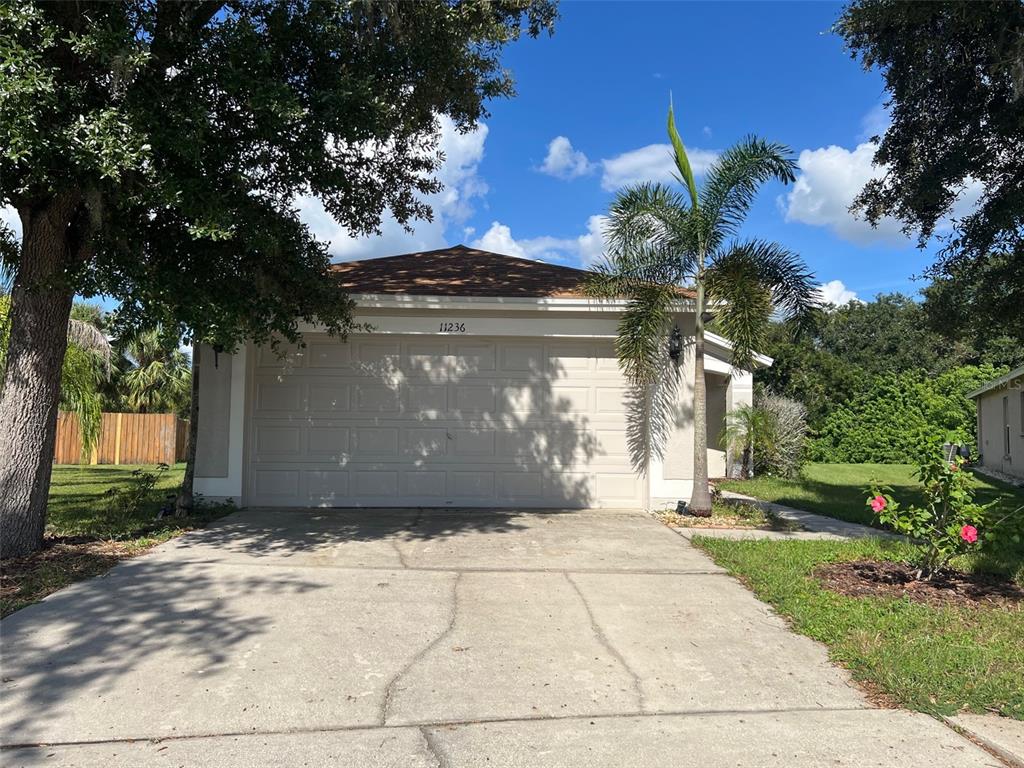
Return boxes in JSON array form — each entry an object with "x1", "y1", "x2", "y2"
[
  {"x1": 305, "y1": 0, "x2": 974, "y2": 304},
  {"x1": 0, "y1": 2, "x2": 971, "y2": 307}
]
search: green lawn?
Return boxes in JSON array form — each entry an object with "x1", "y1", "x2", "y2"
[
  {"x1": 719, "y1": 463, "x2": 1024, "y2": 583},
  {"x1": 2, "y1": 463, "x2": 230, "y2": 617},
  {"x1": 695, "y1": 536, "x2": 1024, "y2": 720}
]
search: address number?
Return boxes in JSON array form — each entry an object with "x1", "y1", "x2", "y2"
[{"x1": 438, "y1": 321, "x2": 467, "y2": 333}]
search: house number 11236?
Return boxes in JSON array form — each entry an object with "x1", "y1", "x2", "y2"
[{"x1": 438, "y1": 321, "x2": 467, "y2": 333}]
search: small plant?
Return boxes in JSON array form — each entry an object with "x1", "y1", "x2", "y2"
[
  {"x1": 866, "y1": 456, "x2": 991, "y2": 580},
  {"x1": 100, "y1": 463, "x2": 170, "y2": 539}
]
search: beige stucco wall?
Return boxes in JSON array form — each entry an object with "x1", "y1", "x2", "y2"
[
  {"x1": 976, "y1": 386, "x2": 1024, "y2": 479},
  {"x1": 194, "y1": 344, "x2": 232, "y2": 478}
]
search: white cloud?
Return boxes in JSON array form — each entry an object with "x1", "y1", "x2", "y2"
[
  {"x1": 858, "y1": 102, "x2": 891, "y2": 143},
  {"x1": 702, "y1": 125, "x2": 713, "y2": 138},
  {"x1": 783, "y1": 142, "x2": 908, "y2": 245},
  {"x1": 539, "y1": 136, "x2": 593, "y2": 179},
  {"x1": 600, "y1": 143, "x2": 719, "y2": 192},
  {"x1": 298, "y1": 115, "x2": 489, "y2": 261},
  {"x1": 817, "y1": 279, "x2": 860, "y2": 306},
  {"x1": 784, "y1": 139, "x2": 986, "y2": 246},
  {"x1": 471, "y1": 215, "x2": 609, "y2": 267}
]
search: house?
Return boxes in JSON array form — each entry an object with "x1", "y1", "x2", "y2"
[
  {"x1": 969, "y1": 365, "x2": 1024, "y2": 481},
  {"x1": 193, "y1": 245, "x2": 770, "y2": 509}
]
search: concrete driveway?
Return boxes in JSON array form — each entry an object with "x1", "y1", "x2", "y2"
[{"x1": 1, "y1": 508, "x2": 998, "y2": 767}]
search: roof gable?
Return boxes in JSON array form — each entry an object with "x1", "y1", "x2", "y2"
[{"x1": 329, "y1": 245, "x2": 600, "y2": 298}]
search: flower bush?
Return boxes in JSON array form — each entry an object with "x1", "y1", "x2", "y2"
[{"x1": 866, "y1": 456, "x2": 992, "y2": 579}]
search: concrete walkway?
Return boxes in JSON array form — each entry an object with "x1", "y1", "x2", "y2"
[
  {"x1": 0, "y1": 507, "x2": 998, "y2": 767},
  {"x1": 671, "y1": 490, "x2": 900, "y2": 541}
]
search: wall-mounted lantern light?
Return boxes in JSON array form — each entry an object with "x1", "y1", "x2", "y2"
[{"x1": 668, "y1": 325, "x2": 683, "y2": 363}]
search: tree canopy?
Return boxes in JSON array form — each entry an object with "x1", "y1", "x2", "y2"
[
  {"x1": 1, "y1": 0, "x2": 557, "y2": 347},
  {"x1": 836, "y1": 0, "x2": 1024, "y2": 263}
]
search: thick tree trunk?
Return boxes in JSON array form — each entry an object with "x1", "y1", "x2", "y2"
[
  {"x1": 175, "y1": 343, "x2": 200, "y2": 517},
  {"x1": 688, "y1": 279, "x2": 713, "y2": 517},
  {"x1": 0, "y1": 206, "x2": 77, "y2": 558}
]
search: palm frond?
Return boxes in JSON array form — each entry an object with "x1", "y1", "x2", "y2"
[
  {"x1": 699, "y1": 137, "x2": 797, "y2": 249},
  {"x1": 614, "y1": 283, "x2": 680, "y2": 386},
  {"x1": 706, "y1": 239, "x2": 820, "y2": 369},
  {"x1": 667, "y1": 100, "x2": 699, "y2": 210},
  {"x1": 60, "y1": 345, "x2": 105, "y2": 455},
  {"x1": 67, "y1": 319, "x2": 112, "y2": 374},
  {"x1": 604, "y1": 182, "x2": 693, "y2": 258}
]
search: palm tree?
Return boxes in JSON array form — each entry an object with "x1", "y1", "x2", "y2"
[
  {"x1": 722, "y1": 403, "x2": 775, "y2": 479},
  {"x1": 117, "y1": 329, "x2": 192, "y2": 415},
  {"x1": 587, "y1": 104, "x2": 819, "y2": 515}
]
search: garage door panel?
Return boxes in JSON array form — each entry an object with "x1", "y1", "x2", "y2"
[
  {"x1": 451, "y1": 471, "x2": 495, "y2": 498},
  {"x1": 453, "y1": 429, "x2": 495, "y2": 456},
  {"x1": 308, "y1": 426, "x2": 350, "y2": 456},
  {"x1": 354, "y1": 471, "x2": 398, "y2": 496},
  {"x1": 308, "y1": 383, "x2": 351, "y2": 413},
  {"x1": 453, "y1": 342, "x2": 496, "y2": 374},
  {"x1": 451, "y1": 385, "x2": 496, "y2": 414},
  {"x1": 248, "y1": 335, "x2": 642, "y2": 508},
  {"x1": 403, "y1": 428, "x2": 448, "y2": 458},
  {"x1": 402, "y1": 471, "x2": 446, "y2": 497},
  {"x1": 255, "y1": 425, "x2": 301, "y2": 456},
  {"x1": 307, "y1": 470, "x2": 350, "y2": 501},
  {"x1": 354, "y1": 427, "x2": 399, "y2": 456},
  {"x1": 355, "y1": 384, "x2": 402, "y2": 413},
  {"x1": 307, "y1": 341, "x2": 352, "y2": 368},
  {"x1": 253, "y1": 469, "x2": 300, "y2": 498},
  {"x1": 406, "y1": 385, "x2": 447, "y2": 417},
  {"x1": 255, "y1": 380, "x2": 302, "y2": 412},
  {"x1": 502, "y1": 343, "x2": 545, "y2": 372},
  {"x1": 500, "y1": 472, "x2": 544, "y2": 499}
]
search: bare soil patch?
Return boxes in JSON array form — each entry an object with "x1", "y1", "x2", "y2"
[{"x1": 815, "y1": 560, "x2": 1024, "y2": 610}]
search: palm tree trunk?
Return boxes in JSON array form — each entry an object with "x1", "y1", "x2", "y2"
[
  {"x1": 688, "y1": 278, "x2": 713, "y2": 516},
  {"x1": 0, "y1": 206, "x2": 76, "y2": 557},
  {"x1": 175, "y1": 343, "x2": 201, "y2": 517}
]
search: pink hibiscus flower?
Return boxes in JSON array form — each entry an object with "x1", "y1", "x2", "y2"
[
  {"x1": 960, "y1": 525, "x2": 978, "y2": 544},
  {"x1": 870, "y1": 495, "x2": 887, "y2": 513}
]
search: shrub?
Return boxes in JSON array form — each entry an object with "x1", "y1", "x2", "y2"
[
  {"x1": 722, "y1": 391, "x2": 808, "y2": 478},
  {"x1": 809, "y1": 364, "x2": 1006, "y2": 463},
  {"x1": 757, "y1": 392, "x2": 808, "y2": 477},
  {"x1": 867, "y1": 456, "x2": 991, "y2": 579}
]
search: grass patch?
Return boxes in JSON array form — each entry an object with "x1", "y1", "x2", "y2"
[
  {"x1": 694, "y1": 536, "x2": 1024, "y2": 720},
  {"x1": 719, "y1": 463, "x2": 1024, "y2": 583},
  {"x1": 2, "y1": 463, "x2": 232, "y2": 617}
]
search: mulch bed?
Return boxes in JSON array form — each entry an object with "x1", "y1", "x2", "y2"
[
  {"x1": 0, "y1": 539, "x2": 141, "y2": 618},
  {"x1": 815, "y1": 560, "x2": 1024, "y2": 609}
]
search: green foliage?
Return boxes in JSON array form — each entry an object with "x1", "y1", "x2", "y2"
[
  {"x1": 98, "y1": 464, "x2": 170, "y2": 540},
  {"x1": 1, "y1": 0, "x2": 557, "y2": 349},
  {"x1": 836, "y1": 1, "x2": 1024, "y2": 266},
  {"x1": 113, "y1": 329, "x2": 192, "y2": 415},
  {"x1": 808, "y1": 365, "x2": 1006, "y2": 463},
  {"x1": 868, "y1": 456, "x2": 992, "y2": 578},
  {"x1": 922, "y1": 252, "x2": 1024, "y2": 367},
  {"x1": 718, "y1": 462, "x2": 1024, "y2": 584}
]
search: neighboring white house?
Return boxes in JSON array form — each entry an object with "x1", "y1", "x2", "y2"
[
  {"x1": 193, "y1": 245, "x2": 770, "y2": 510},
  {"x1": 969, "y1": 364, "x2": 1024, "y2": 481}
]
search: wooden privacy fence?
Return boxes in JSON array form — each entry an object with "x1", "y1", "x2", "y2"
[{"x1": 54, "y1": 412, "x2": 189, "y2": 465}]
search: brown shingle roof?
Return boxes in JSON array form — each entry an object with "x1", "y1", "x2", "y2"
[{"x1": 329, "y1": 245, "x2": 601, "y2": 298}]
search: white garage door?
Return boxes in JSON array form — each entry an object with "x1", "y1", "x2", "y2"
[{"x1": 246, "y1": 334, "x2": 643, "y2": 508}]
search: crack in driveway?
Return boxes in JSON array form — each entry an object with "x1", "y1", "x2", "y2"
[
  {"x1": 564, "y1": 572, "x2": 646, "y2": 713},
  {"x1": 379, "y1": 572, "x2": 462, "y2": 726}
]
